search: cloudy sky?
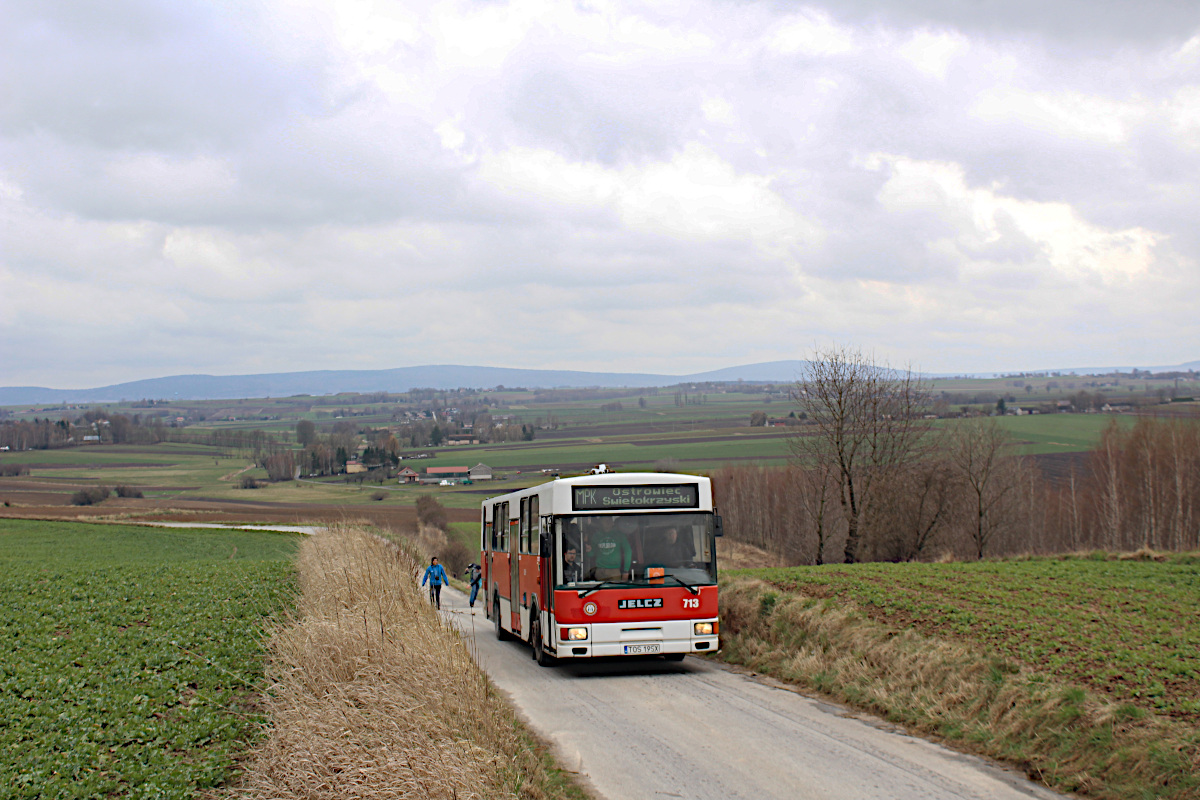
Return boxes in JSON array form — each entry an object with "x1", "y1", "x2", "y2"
[{"x1": 3, "y1": 0, "x2": 1200, "y2": 388}]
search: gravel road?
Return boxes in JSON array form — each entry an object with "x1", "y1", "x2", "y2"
[{"x1": 441, "y1": 587, "x2": 1064, "y2": 800}]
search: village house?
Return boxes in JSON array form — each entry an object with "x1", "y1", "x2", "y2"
[
  {"x1": 396, "y1": 467, "x2": 420, "y2": 484},
  {"x1": 422, "y1": 465, "x2": 471, "y2": 484}
]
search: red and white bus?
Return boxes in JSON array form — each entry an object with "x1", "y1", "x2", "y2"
[{"x1": 481, "y1": 472, "x2": 721, "y2": 665}]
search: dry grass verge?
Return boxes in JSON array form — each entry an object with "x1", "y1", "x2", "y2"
[
  {"x1": 718, "y1": 577, "x2": 1200, "y2": 800},
  {"x1": 229, "y1": 524, "x2": 588, "y2": 800},
  {"x1": 716, "y1": 537, "x2": 780, "y2": 570}
]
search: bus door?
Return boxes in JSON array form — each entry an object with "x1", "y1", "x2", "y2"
[
  {"x1": 539, "y1": 516, "x2": 553, "y2": 613},
  {"x1": 481, "y1": 509, "x2": 490, "y2": 592},
  {"x1": 488, "y1": 501, "x2": 506, "y2": 613},
  {"x1": 509, "y1": 505, "x2": 520, "y2": 633}
]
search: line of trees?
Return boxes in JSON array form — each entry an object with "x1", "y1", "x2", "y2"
[
  {"x1": 0, "y1": 412, "x2": 298, "y2": 455},
  {"x1": 1064, "y1": 417, "x2": 1200, "y2": 552},
  {"x1": 0, "y1": 412, "x2": 172, "y2": 450},
  {"x1": 712, "y1": 346, "x2": 1200, "y2": 564}
]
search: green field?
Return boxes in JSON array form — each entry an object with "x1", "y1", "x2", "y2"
[
  {"x1": 0, "y1": 520, "x2": 297, "y2": 799},
  {"x1": 736, "y1": 554, "x2": 1200, "y2": 719},
  {"x1": 990, "y1": 413, "x2": 1137, "y2": 455}
]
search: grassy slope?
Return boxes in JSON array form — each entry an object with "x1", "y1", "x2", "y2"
[
  {"x1": 235, "y1": 526, "x2": 589, "y2": 800},
  {"x1": 719, "y1": 554, "x2": 1200, "y2": 800},
  {"x1": 0, "y1": 519, "x2": 298, "y2": 799}
]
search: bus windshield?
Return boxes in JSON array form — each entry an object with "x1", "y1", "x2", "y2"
[{"x1": 557, "y1": 512, "x2": 717, "y2": 588}]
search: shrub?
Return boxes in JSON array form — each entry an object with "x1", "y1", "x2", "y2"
[
  {"x1": 416, "y1": 495, "x2": 448, "y2": 530},
  {"x1": 70, "y1": 486, "x2": 111, "y2": 506},
  {"x1": 114, "y1": 485, "x2": 144, "y2": 499},
  {"x1": 371, "y1": 491, "x2": 387, "y2": 501},
  {"x1": 262, "y1": 451, "x2": 296, "y2": 482},
  {"x1": 0, "y1": 464, "x2": 29, "y2": 477},
  {"x1": 240, "y1": 474, "x2": 260, "y2": 489},
  {"x1": 440, "y1": 539, "x2": 472, "y2": 578}
]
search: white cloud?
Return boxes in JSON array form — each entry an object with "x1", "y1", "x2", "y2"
[
  {"x1": 970, "y1": 89, "x2": 1147, "y2": 145},
  {"x1": 897, "y1": 28, "x2": 969, "y2": 79},
  {"x1": 477, "y1": 142, "x2": 821, "y2": 253},
  {"x1": 767, "y1": 10, "x2": 855, "y2": 57},
  {"x1": 1166, "y1": 86, "x2": 1200, "y2": 147},
  {"x1": 867, "y1": 153, "x2": 1160, "y2": 283},
  {"x1": 701, "y1": 96, "x2": 736, "y2": 126}
]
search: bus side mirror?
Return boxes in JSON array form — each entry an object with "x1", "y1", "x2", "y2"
[{"x1": 714, "y1": 515, "x2": 724, "y2": 537}]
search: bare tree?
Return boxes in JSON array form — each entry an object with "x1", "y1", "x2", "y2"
[
  {"x1": 794, "y1": 462, "x2": 838, "y2": 565},
  {"x1": 1065, "y1": 462, "x2": 1083, "y2": 551},
  {"x1": 947, "y1": 418, "x2": 1020, "y2": 559},
  {"x1": 1093, "y1": 419, "x2": 1126, "y2": 550},
  {"x1": 790, "y1": 346, "x2": 930, "y2": 563},
  {"x1": 871, "y1": 456, "x2": 958, "y2": 562},
  {"x1": 296, "y1": 419, "x2": 317, "y2": 447},
  {"x1": 262, "y1": 450, "x2": 297, "y2": 482}
]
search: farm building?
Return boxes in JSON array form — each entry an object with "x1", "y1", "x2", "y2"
[
  {"x1": 422, "y1": 465, "x2": 470, "y2": 484},
  {"x1": 469, "y1": 463, "x2": 494, "y2": 481}
]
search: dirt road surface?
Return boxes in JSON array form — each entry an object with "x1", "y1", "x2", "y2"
[{"x1": 442, "y1": 587, "x2": 1063, "y2": 800}]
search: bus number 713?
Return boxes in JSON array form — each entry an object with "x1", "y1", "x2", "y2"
[{"x1": 480, "y1": 471, "x2": 722, "y2": 666}]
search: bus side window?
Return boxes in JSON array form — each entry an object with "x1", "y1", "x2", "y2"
[
  {"x1": 520, "y1": 498, "x2": 531, "y2": 554},
  {"x1": 483, "y1": 519, "x2": 491, "y2": 552},
  {"x1": 493, "y1": 504, "x2": 505, "y2": 550},
  {"x1": 530, "y1": 496, "x2": 539, "y2": 539}
]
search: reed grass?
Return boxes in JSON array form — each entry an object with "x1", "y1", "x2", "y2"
[{"x1": 229, "y1": 524, "x2": 587, "y2": 800}]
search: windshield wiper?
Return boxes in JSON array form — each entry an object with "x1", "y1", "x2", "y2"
[
  {"x1": 663, "y1": 574, "x2": 700, "y2": 595},
  {"x1": 578, "y1": 580, "x2": 628, "y2": 598},
  {"x1": 577, "y1": 575, "x2": 702, "y2": 597}
]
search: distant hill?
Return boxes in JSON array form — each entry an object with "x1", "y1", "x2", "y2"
[
  {"x1": 2, "y1": 359, "x2": 1194, "y2": 406},
  {"x1": 0, "y1": 361, "x2": 814, "y2": 405}
]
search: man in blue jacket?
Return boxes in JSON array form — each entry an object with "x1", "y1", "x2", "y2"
[{"x1": 421, "y1": 556, "x2": 449, "y2": 610}]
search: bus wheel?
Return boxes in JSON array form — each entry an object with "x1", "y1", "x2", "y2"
[
  {"x1": 530, "y1": 616, "x2": 554, "y2": 667},
  {"x1": 494, "y1": 598, "x2": 511, "y2": 642}
]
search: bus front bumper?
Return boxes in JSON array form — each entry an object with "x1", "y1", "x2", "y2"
[{"x1": 554, "y1": 618, "x2": 718, "y2": 658}]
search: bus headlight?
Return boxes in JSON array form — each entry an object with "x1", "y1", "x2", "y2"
[
  {"x1": 561, "y1": 627, "x2": 588, "y2": 641},
  {"x1": 694, "y1": 621, "x2": 717, "y2": 636}
]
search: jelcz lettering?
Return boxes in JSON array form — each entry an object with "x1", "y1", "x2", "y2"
[{"x1": 617, "y1": 598, "x2": 664, "y2": 609}]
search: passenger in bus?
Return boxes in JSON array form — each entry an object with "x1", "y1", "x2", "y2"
[
  {"x1": 588, "y1": 516, "x2": 633, "y2": 579},
  {"x1": 562, "y1": 545, "x2": 582, "y2": 584},
  {"x1": 644, "y1": 527, "x2": 689, "y2": 566}
]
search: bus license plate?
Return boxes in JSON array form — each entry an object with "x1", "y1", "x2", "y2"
[{"x1": 624, "y1": 643, "x2": 661, "y2": 655}]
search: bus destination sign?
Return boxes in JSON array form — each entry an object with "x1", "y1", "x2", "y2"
[{"x1": 572, "y1": 484, "x2": 699, "y2": 511}]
